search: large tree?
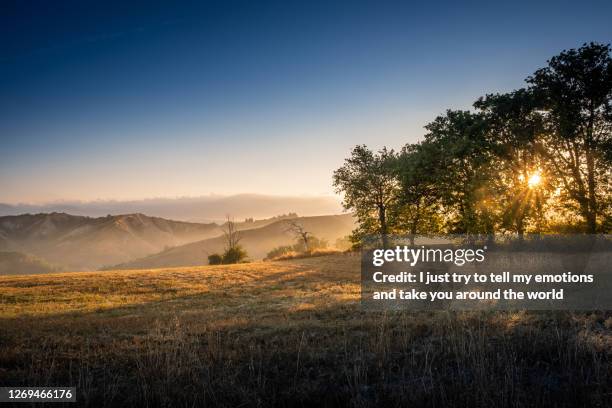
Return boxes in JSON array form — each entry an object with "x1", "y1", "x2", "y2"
[
  {"x1": 423, "y1": 110, "x2": 495, "y2": 234},
  {"x1": 528, "y1": 42, "x2": 612, "y2": 232},
  {"x1": 475, "y1": 89, "x2": 549, "y2": 236},
  {"x1": 333, "y1": 145, "x2": 398, "y2": 247},
  {"x1": 393, "y1": 141, "x2": 443, "y2": 242}
]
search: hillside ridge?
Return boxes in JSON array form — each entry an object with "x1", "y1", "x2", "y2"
[{"x1": 110, "y1": 213, "x2": 355, "y2": 270}]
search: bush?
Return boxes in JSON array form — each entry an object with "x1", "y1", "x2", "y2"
[
  {"x1": 268, "y1": 248, "x2": 341, "y2": 261},
  {"x1": 294, "y1": 236, "x2": 329, "y2": 252},
  {"x1": 265, "y1": 236, "x2": 331, "y2": 260},
  {"x1": 265, "y1": 245, "x2": 294, "y2": 260},
  {"x1": 334, "y1": 236, "x2": 352, "y2": 251},
  {"x1": 265, "y1": 236, "x2": 329, "y2": 259},
  {"x1": 207, "y1": 253, "x2": 223, "y2": 265},
  {"x1": 222, "y1": 246, "x2": 248, "y2": 264},
  {"x1": 265, "y1": 235, "x2": 343, "y2": 261}
]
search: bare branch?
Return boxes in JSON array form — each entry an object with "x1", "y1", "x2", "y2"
[
  {"x1": 223, "y1": 215, "x2": 242, "y2": 250},
  {"x1": 284, "y1": 219, "x2": 311, "y2": 251}
]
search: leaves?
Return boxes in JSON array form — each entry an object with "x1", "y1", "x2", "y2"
[{"x1": 334, "y1": 43, "x2": 612, "y2": 241}]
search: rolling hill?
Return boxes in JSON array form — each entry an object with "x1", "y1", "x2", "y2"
[
  {"x1": 0, "y1": 251, "x2": 60, "y2": 275},
  {"x1": 110, "y1": 214, "x2": 355, "y2": 269},
  {"x1": 0, "y1": 213, "x2": 222, "y2": 271}
]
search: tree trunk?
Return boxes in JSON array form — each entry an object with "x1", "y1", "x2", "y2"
[
  {"x1": 409, "y1": 208, "x2": 420, "y2": 247},
  {"x1": 378, "y1": 204, "x2": 389, "y2": 248},
  {"x1": 517, "y1": 219, "x2": 524, "y2": 242},
  {"x1": 586, "y1": 150, "x2": 598, "y2": 233}
]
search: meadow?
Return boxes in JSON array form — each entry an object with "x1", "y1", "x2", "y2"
[{"x1": 0, "y1": 254, "x2": 610, "y2": 407}]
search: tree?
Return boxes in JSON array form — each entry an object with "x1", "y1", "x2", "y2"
[
  {"x1": 223, "y1": 215, "x2": 242, "y2": 251},
  {"x1": 475, "y1": 89, "x2": 549, "y2": 237},
  {"x1": 222, "y1": 246, "x2": 248, "y2": 264},
  {"x1": 221, "y1": 216, "x2": 247, "y2": 264},
  {"x1": 423, "y1": 110, "x2": 496, "y2": 234},
  {"x1": 284, "y1": 219, "x2": 312, "y2": 251},
  {"x1": 333, "y1": 145, "x2": 398, "y2": 247},
  {"x1": 393, "y1": 141, "x2": 443, "y2": 243},
  {"x1": 528, "y1": 42, "x2": 612, "y2": 233}
]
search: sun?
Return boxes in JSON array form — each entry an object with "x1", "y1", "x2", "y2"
[{"x1": 527, "y1": 172, "x2": 542, "y2": 188}]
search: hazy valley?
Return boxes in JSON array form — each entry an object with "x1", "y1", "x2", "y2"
[{"x1": 0, "y1": 212, "x2": 354, "y2": 274}]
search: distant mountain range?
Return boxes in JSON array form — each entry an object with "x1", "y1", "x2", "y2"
[
  {"x1": 0, "y1": 194, "x2": 343, "y2": 222},
  {"x1": 0, "y1": 212, "x2": 354, "y2": 274},
  {"x1": 0, "y1": 213, "x2": 221, "y2": 271}
]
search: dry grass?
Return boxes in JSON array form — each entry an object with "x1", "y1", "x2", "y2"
[
  {"x1": 0, "y1": 254, "x2": 610, "y2": 407},
  {"x1": 268, "y1": 248, "x2": 343, "y2": 261}
]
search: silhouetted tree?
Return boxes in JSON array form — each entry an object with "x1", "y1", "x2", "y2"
[
  {"x1": 393, "y1": 141, "x2": 443, "y2": 243},
  {"x1": 475, "y1": 89, "x2": 548, "y2": 237},
  {"x1": 423, "y1": 110, "x2": 495, "y2": 234},
  {"x1": 528, "y1": 42, "x2": 612, "y2": 232},
  {"x1": 333, "y1": 145, "x2": 398, "y2": 247},
  {"x1": 335, "y1": 43, "x2": 612, "y2": 239}
]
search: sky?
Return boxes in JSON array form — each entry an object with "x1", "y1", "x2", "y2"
[{"x1": 1, "y1": 0, "x2": 611, "y2": 204}]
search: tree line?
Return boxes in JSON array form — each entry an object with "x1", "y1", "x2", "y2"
[{"x1": 333, "y1": 43, "x2": 612, "y2": 246}]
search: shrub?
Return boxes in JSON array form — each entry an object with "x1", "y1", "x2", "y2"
[
  {"x1": 222, "y1": 246, "x2": 248, "y2": 264},
  {"x1": 265, "y1": 245, "x2": 294, "y2": 260},
  {"x1": 295, "y1": 236, "x2": 329, "y2": 252},
  {"x1": 334, "y1": 236, "x2": 352, "y2": 251},
  {"x1": 207, "y1": 253, "x2": 223, "y2": 265},
  {"x1": 265, "y1": 236, "x2": 330, "y2": 260},
  {"x1": 269, "y1": 248, "x2": 341, "y2": 261}
]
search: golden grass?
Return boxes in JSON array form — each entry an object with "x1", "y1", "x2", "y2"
[
  {"x1": 268, "y1": 248, "x2": 343, "y2": 261},
  {"x1": 0, "y1": 254, "x2": 610, "y2": 407},
  {"x1": 0, "y1": 255, "x2": 358, "y2": 319}
]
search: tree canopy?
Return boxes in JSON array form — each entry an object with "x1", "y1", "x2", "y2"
[{"x1": 334, "y1": 42, "x2": 612, "y2": 245}]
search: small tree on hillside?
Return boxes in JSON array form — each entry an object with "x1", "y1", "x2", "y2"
[
  {"x1": 222, "y1": 246, "x2": 248, "y2": 264},
  {"x1": 285, "y1": 219, "x2": 312, "y2": 251},
  {"x1": 223, "y1": 215, "x2": 242, "y2": 250},
  {"x1": 221, "y1": 215, "x2": 247, "y2": 264}
]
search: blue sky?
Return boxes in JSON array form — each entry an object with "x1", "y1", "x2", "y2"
[{"x1": 1, "y1": 0, "x2": 611, "y2": 203}]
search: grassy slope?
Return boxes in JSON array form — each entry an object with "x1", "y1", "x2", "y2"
[{"x1": 0, "y1": 254, "x2": 609, "y2": 407}]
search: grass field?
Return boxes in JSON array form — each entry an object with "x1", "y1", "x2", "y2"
[{"x1": 0, "y1": 254, "x2": 610, "y2": 407}]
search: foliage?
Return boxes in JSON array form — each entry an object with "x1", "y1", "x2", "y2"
[
  {"x1": 265, "y1": 245, "x2": 294, "y2": 260},
  {"x1": 527, "y1": 42, "x2": 612, "y2": 232},
  {"x1": 334, "y1": 42, "x2": 612, "y2": 241},
  {"x1": 333, "y1": 145, "x2": 398, "y2": 247},
  {"x1": 218, "y1": 215, "x2": 248, "y2": 264},
  {"x1": 267, "y1": 248, "x2": 341, "y2": 261},
  {"x1": 221, "y1": 246, "x2": 248, "y2": 264},
  {"x1": 265, "y1": 235, "x2": 329, "y2": 260},
  {"x1": 207, "y1": 253, "x2": 223, "y2": 265},
  {"x1": 334, "y1": 236, "x2": 353, "y2": 251},
  {"x1": 475, "y1": 88, "x2": 548, "y2": 236}
]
